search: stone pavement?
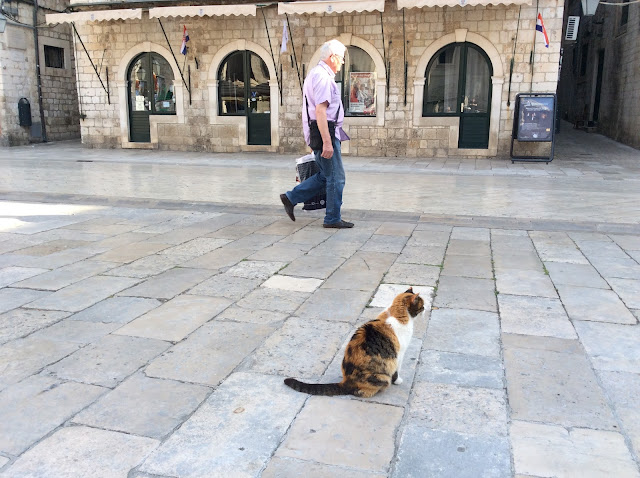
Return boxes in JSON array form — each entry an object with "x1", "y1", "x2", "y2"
[{"x1": 0, "y1": 127, "x2": 639, "y2": 477}]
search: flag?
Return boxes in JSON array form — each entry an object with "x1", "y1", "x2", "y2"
[
  {"x1": 280, "y1": 20, "x2": 289, "y2": 54},
  {"x1": 180, "y1": 25, "x2": 189, "y2": 55},
  {"x1": 536, "y1": 13, "x2": 549, "y2": 48}
]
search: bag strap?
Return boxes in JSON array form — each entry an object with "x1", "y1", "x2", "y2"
[{"x1": 305, "y1": 95, "x2": 341, "y2": 124}]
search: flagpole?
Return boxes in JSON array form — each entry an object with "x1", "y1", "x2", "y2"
[
  {"x1": 157, "y1": 19, "x2": 190, "y2": 103},
  {"x1": 531, "y1": 0, "x2": 539, "y2": 91}
]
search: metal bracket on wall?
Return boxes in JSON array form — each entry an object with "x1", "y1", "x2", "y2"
[{"x1": 71, "y1": 22, "x2": 110, "y2": 104}]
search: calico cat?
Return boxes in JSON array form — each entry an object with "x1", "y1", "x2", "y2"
[{"x1": 284, "y1": 288, "x2": 425, "y2": 398}]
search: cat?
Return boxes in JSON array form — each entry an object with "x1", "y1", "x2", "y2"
[{"x1": 284, "y1": 288, "x2": 425, "y2": 398}]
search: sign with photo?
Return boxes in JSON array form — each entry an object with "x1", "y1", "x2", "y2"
[
  {"x1": 516, "y1": 95, "x2": 555, "y2": 141},
  {"x1": 348, "y1": 72, "x2": 376, "y2": 115}
]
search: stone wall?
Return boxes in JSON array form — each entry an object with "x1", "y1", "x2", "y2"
[
  {"x1": 74, "y1": 0, "x2": 563, "y2": 157},
  {"x1": 0, "y1": 0, "x2": 80, "y2": 146}
]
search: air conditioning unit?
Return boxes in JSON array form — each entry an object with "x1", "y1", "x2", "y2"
[{"x1": 565, "y1": 16, "x2": 580, "y2": 40}]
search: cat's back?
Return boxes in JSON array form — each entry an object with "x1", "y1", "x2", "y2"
[{"x1": 347, "y1": 314, "x2": 399, "y2": 359}]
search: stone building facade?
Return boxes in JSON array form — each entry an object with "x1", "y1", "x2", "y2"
[
  {"x1": 558, "y1": 0, "x2": 639, "y2": 149},
  {"x1": 0, "y1": 0, "x2": 80, "y2": 145},
  {"x1": 46, "y1": 0, "x2": 564, "y2": 157}
]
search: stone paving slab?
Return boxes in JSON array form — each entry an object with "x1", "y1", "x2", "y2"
[
  {"x1": 45, "y1": 334, "x2": 169, "y2": 388},
  {"x1": 295, "y1": 288, "x2": 372, "y2": 322},
  {"x1": 503, "y1": 334, "x2": 618, "y2": 429},
  {"x1": 275, "y1": 396, "x2": 404, "y2": 473},
  {"x1": 416, "y1": 349, "x2": 504, "y2": 389},
  {"x1": 556, "y1": 284, "x2": 637, "y2": 324},
  {"x1": 0, "y1": 308, "x2": 70, "y2": 344},
  {"x1": 226, "y1": 260, "x2": 287, "y2": 280},
  {"x1": 408, "y1": 382, "x2": 508, "y2": 437},
  {"x1": 494, "y1": 269, "x2": 558, "y2": 298},
  {"x1": 67, "y1": 296, "x2": 161, "y2": 324},
  {"x1": 14, "y1": 260, "x2": 117, "y2": 291},
  {"x1": 573, "y1": 321, "x2": 640, "y2": 373},
  {"x1": 182, "y1": 246, "x2": 254, "y2": 270},
  {"x1": 395, "y1": 244, "x2": 447, "y2": 265},
  {"x1": 441, "y1": 254, "x2": 493, "y2": 279},
  {"x1": 0, "y1": 375, "x2": 106, "y2": 455},
  {"x1": 262, "y1": 457, "x2": 386, "y2": 478},
  {"x1": 498, "y1": 294, "x2": 577, "y2": 339},
  {"x1": 280, "y1": 254, "x2": 345, "y2": 280},
  {"x1": 445, "y1": 239, "x2": 491, "y2": 257},
  {"x1": 248, "y1": 242, "x2": 309, "y2": 262},
  {"x1": 138, "y1": 372, "x2": 307, "y2": 478},
  {"x1": 115, "y1": 295, "x2": 231, "y2": 342},
  {"x1": 94, "y1": 241, "x2": 171, "y2": 264},
  {"x1": 544, "y1": 261, "x2": 611, "y2": 288},
  {"x1": 5, "y1": 426, "x2": 159, "y2": 478},
  {"x1": 599, "y1": 371, "x2": 640, "y2": 459},
  {"x1": 72, "y1": 373, "x2": 209, "y2": 439},
  {"x1": 492, "y1": 250, "x2": 547, "y2": 271},
  {"x1": 0, "y1": 266, "x2": 49, "y2": 287},
  {"x1": 322, "y1": 252, "x2": 396, "y2": 291},
  {"x1": 188, "y1": 273, "x2": 262, "y2": 300},
  {"x1": 118, "y1": 267, "x2": 214, "y2": 300},
  {"x1": 433, "y1": 276, "x2": 497, "y2": 312},
  {"x1": 145, "y1": 320, "x2": 276, "y2": 386},
  {"x1": 588, "y1": 256, "x2": 640, "y2": 280},
  {"x1": 0, "y1": 288, "x2": 50, "y2": 314},
  {"x1": 392, "y1": 426, "x2": 512, "y2": 478},
  {"x1": 30, "y1": 318, "x2": 120, "y2": 344},
  {"x1": 236, "y1": 287, "x2": 310, "y2": 314},
  {"x1": 24, "y1": 275, "x2": 140, "y2": 312},
  {"x1": 0, "y1": 336, "x2": 80, "y2": 391},
  {"x1": 156, "y1": 237, "x2": 231, "y2": 261},
  {"x1": 608, "y1": 278, "x2": 640, "y2": 309},
  {"x1": 215, "y1": 305, "x2": 288, "y2": 324},
  {"x1": 240, "y1": 317, "x2": 351, "y2": 379},
  {"x1": 261, "y1": 275, "x2": 323, "y2": 293},
  {"x1": 382, "y1": 262, "x2": 441, "y2": 286},
  {"x1": 360, "y1": 234, "x2": 409, "y2": 254},
  {"x1": 510, "y1": 421, "x2": 640, "y2": 478}
]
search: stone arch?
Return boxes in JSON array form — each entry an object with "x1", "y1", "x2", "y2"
[
  {"x1": 117, "y1": 42, "x2": 185, "y2": 149},
  {"x1": 207, "y1": 39, "x2": 279, "y2": 150},
  {"x1": 413, "y1": 29, "x2": 504, "y2": 156}
]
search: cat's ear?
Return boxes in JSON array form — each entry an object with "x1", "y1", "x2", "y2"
[{"x1": 405, "y1": 287, "x2": 414, "y2": 294}]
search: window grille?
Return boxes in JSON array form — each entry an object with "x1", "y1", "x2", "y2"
[{"x1": 44, "y1": 45, "x2": 64, "y2": 69}]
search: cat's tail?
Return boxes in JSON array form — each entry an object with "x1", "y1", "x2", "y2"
[{"x1": 284, "y1": 378, "x2": 352, "y2": 396}]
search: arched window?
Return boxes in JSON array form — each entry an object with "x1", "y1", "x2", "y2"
[
  {"x1": 335, "y1": 46, "x2": 376, "y2": 117},
  {"x1": 128, "y1": 52, "x2": 176, "y2": 115},
  {"x1": 218, "y1": 50, "x2": 270, "y2": 116}
]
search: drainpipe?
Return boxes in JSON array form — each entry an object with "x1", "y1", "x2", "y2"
[{"x1": 33, "y1": 0, "x2": 47, "y2": 142}]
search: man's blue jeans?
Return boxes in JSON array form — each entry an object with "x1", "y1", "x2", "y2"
[{"x1": 285, "y1": 139, "x2": 345, "y2": 225}]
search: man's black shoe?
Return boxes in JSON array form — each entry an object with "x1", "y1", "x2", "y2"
[
  {"x1": 280, "y1": 194, "x2": 295, "y2": 222},
  {"x1": 323, "y1": 220, "x2": 354, "y2": 229}
]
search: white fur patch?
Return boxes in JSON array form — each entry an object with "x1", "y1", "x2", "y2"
[{"x1": 385, "y1": 316, "x2": 413, "y2": 356}]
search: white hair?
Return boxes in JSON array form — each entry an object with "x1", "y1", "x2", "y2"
[{"x1": 319, "y1": 39, "x2": 346, "y2": 61}]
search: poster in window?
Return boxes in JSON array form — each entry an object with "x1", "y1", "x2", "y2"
[
  {"x1": 517, "y1": 95, "x2": 555, "y2": 141},
  {"x1": 348, "y1": 72, "x2": 376, "y2": 115}
]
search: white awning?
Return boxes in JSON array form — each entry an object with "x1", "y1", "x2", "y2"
[
  {"x1": 46, "y1": 8, "x2": 142, "y2": 24},
  {"x1": 149, "y1": 4, "x2": 257, "y2": 19},
  {"x1": 398, "y1": 0, "x2": 530, "y2": 7},
  {"x1": 278, "y1": 0, "x2": 384, "y2": 15}
]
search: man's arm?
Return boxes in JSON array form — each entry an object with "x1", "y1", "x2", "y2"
[{"x1": 315, "y1": 101, "x2": 333, "y2": 159}]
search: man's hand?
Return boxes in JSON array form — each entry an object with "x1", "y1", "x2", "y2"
[{"x1": 315, "y1": 102, "x2": 333, "y2": 159}]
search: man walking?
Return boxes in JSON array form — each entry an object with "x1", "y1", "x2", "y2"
[{"x1": 280, "y1": 39, "x2": 353, "y2": 229}]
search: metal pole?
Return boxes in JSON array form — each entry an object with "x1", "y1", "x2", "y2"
[
  {"x1": 403, "y1": 8, "x2": 407, "y2": 106},
  {"x1": 157, "y1": 19, "x2": 191, "y2": 102},
  {"x1": 285, "y1": 13, "x2": 303, "y2": 92},
  {"x1": 33, "y1": 0, "x2": 47, "y2": 142},
  {"x1": 71, "y1": 22, "x2": 110, "y2": 103},
  {"x1": 507, "y1": 6, "x2": 521, "y2": 107}
]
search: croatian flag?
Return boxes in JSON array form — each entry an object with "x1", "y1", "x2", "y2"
[
  {"x1": 180, "y1": 25, "x2": 189, "y2": 55},
  {"x1": 536, "y1": 13, "x2": 549, "y2": 48}
]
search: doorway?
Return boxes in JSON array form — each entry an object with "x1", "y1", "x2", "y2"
[
  {"x1": 218, "y1": 50, "x2": 271, "y2": 145},
  {"x1": 423, "y1": 42, "x2": 492, "y2": 149},
  {"x1": 127, "y1": 52, "x2": 176, "y2": 143}
]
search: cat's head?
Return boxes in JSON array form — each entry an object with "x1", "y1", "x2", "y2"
[{"x1": 401, "y1": 287, "x2": 425, "y2": 318}]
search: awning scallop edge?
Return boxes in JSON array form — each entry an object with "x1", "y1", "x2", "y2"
[
  {"x1": 278, "y1": 0, "x2": 385, "y2": 15},
  {"x1": 398, "y1": 0, "x2": 531, "y2": 7},
  {"x1": 149, "y1": 4, "x2": 257, "y2": 19},
  {"x1": 46, "y1": 8, "x2": 142, "y2": 24}
]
